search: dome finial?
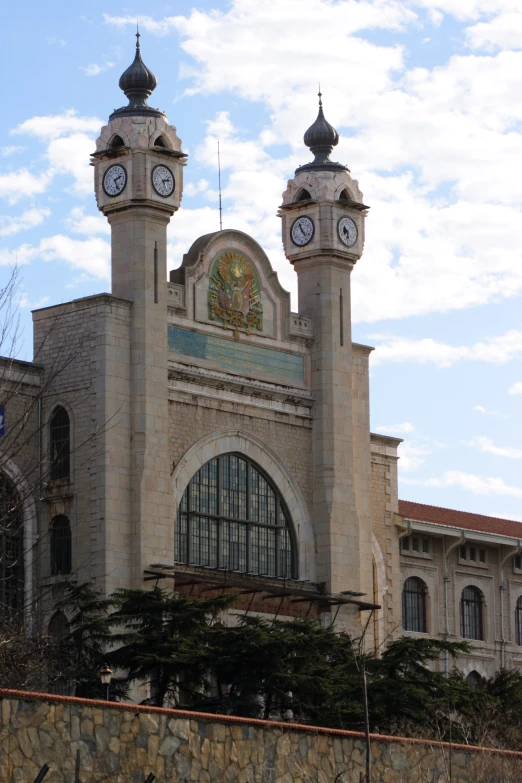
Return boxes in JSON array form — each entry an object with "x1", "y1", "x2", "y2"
[
  {"x1": 296, "y1": 90, "x2": 347, "y2": 173},
  {"x1": 110, "y1": 31, "x2": 164, "y2": 120}
]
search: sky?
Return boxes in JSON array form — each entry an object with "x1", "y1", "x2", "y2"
[{"x1": 3, "y1": 0, "x2": 522, "y2": 522}]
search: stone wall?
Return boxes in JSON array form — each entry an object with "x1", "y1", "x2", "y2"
[{"x1": 1, "y1": 690, "x2": 521, "y2": 783}]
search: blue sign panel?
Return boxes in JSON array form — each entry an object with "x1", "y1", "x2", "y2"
[
  {"x1": 0, "y1": 405, "x2": 4, "y2": 436},
  {"x1": 168, "y1": 326, "x2": 305, "y2": 385}
]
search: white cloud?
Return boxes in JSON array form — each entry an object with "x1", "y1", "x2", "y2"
[
  {"x1": 466, "y1": 12, "x2": 522, "y2": 51},
  {"x1": 1, "y1": 146, "x2": 24, "y2": 157},
  {"x1": 184, "y1": 179, "x2": 210, "y2": 197},
  {"x1": 0, "y1": 208, "x2": 51, "y2": 238},
  {"x1": 508, "y1": 382, "x2": 522, "y2": 395},
  {"x1": 46, "y1": 133, "x2": 96, "y2": 195},
  {"x1": 0, "y1": 236, "x2": 110, "y2": 279},
  {"x1": 375, "y1": 421, "x2": 415, "y2": 434},
  {"x1": 371, "y1": 329, "x2": 522, "y2": 367},
  {"x1": 467, "y1": 435, "x2": 522, "y2": 459},
  {"x1": 66, "y1": 207, "x2": 110, "y2": 236},
  {"x1": 473, "y1": 405, "x2": 506, "y2": 417},
  {"x1": 37, "y1": 235, "x2": 110, "y2": 279},
  {"x1": 13, "y1": 109, "x2": 102, "y2": 141},
  {"x1": 81, "y1": 61, "x2": 115, "y2": 77},
  {"x1": 399, "y1": 442, "x2": 431, "y2": 472},
  {"x1": 402, "y1": 470, "x2": 522, "y2": 498},
  {"x1": 18, "y1": 293, "x2": 50, "y2": 309},
  {"x1": 0, "y1": 169, "x2": 52, "y2": 205}
]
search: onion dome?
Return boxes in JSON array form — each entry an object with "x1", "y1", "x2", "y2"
[
  {"x1": 110, "y1": 29, "x2": 165, "y2": 120},
  {"x1": 296, "y1": 91, "x2": 347, "y2": 173}
]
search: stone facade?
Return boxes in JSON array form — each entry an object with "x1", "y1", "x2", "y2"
[
  {"x1": 2, "y1": 690, "x2": 522, "y2": 783},
  {"x1": 3, "y1": 36, "x2": 522, "y2": 678}
]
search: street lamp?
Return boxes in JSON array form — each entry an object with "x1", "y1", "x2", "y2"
[{"x1": 99, "y1": 663, "x2": 112, "y2": 701}]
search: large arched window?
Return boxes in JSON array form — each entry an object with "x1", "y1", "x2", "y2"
[
  {"x1": 50, "y1": 406, "x2": 70, "y2": 480},
  {"x1": 516, "y1": 596, "x2": 522, "y2": 646},
  {"x1": 175, "y1": 453, "x2": 296, "y2": 579},
  {"x1": 461, "y1": 585, "x2": 484, "y2": 640},
  {"x1": 402, "y1": 576, "x2": 427, "y2": 632},
  {"x1": 0, "y1": 472, "x2": 24, "y2": 612},
  {"x1": 50, "y1": 515, "x2": 72, "y2": 576}
]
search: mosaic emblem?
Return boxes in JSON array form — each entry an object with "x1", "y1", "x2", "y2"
[{"x1": 209, "y1": 252, "x2": 263, "y2": 340}]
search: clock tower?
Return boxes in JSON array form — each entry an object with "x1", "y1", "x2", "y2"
[
  {"x1": 279, "y1": 94, "x2": 372, "y2": 602},
  {"x1": 92, "y1": 32, "x2": 186, "y2": 584}
]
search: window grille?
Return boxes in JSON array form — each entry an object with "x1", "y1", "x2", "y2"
[
  {"x1": 50, "y1": 407, "x2": 70, "y2": 480},
  {"x1": 516, "y1": 596, "x2": 522, "y2": 646},
  {"x1": 175, "y1": 453, "x2": 296, "y2": 579},
  {"x1": 460, "y1": 585, "x2": 484, "y2": 640},
  {"x1": 402, "y1": 576, "x2": 427, "y2": 632},
  {"x1": 0, "y1": 472, "x2": 24, "y2": 613},
  {"x1": 50, "y1": 515, "x2": 72, "y2": 575}
]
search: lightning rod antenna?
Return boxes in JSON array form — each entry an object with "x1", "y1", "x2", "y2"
[{"x1": 217, "y1": 140, "x2": 223, "y2": 231}]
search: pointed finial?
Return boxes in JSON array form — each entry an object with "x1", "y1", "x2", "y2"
[
  {"x1": 318, "y1": 84, "x2": 322, "y2": 109},
  {"x1": 136, "y1": 21, "x2": 140, "y2": 50}
]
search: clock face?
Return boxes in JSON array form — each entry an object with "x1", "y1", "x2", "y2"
[
  {"x1": 291, "y1": 216, "x2": 314, "y2": 247},
  {"x1": 338, "y1": 216, "x2": 358, "y2": 248},
  {"x1": 152, "y1": 165, "x2": 175, "y2": 197},
  {"x1": 103, "y1": 165, "x2": 127, "y2": 197}
]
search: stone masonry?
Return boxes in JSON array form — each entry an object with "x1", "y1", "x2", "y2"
[{"x1": 1, "y1": 690, "x2": 522, "y2": 783}]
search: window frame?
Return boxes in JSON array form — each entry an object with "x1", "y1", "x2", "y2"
[
  {"x1": 49, "y1": 406, "x2": 71, "y2": 481},
  {"x1": 401, "y1": 535, "x2": 432, "y2": 560},
  {"x1": 402, "y1": 576, "x2": 428, "y2": 633},
  {"x1": 460, "y1": 585, "x2": 484, "y2": 641},
  {"x1": 50, "y1": 514, "x2": 72, "y2": 576},
  {"x1": 458, "y1": 545, "x2": 488, "y2": 569},
  {"x1": 175, "y1": 453, "x2": 297, "y2": 579}
]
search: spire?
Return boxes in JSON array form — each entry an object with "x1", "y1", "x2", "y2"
[
  {"x1": 110, "y1": 30, "x2": 165, "y2": 120},
  {"x1": 297, "y1": 90, "x2": 347, "y2": 173}
]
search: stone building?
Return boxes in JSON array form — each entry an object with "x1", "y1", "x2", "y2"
[{"x1": 1, "y1": 34, "x2": 521, "y2": 681}]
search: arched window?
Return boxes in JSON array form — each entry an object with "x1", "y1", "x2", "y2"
[
  {"x1": 175, "y1": 453, "x2": 296, "y2": 579},
  {"x1": 50, "y1": 406, "x2": 70, "y2": 480},
  {"x1": 461, "y1": 585, "x2": 484, "y2": 640},
  {"x1": 49, "y1": 610, "x2": 70, "y2": 640},
  {"x1": 0, "y1": 472, "x2": 24, "y2": 612},
  {"x1": 516, "y1": 596, "x2": 522, "y2": 646},
  {"x1": 339, "y1": 189, "x2": 351, "y2": 201},
  {"x1": 465, "y1": 670, "x2": 484, "y2": 691},
  {"x1": 154, "y1": 136, "x2": 166, "y2": 147},
  {"x1": 295, "y1": 189, "x2": 311, "y2": 202},
  {"x1": 110, "y1": 135, "x2": 124, "y2": 148},
  {"x1": 50, "y1": 515, "x2": 72, "y2": 576},
  {"x1": 402, "y1": 576, "x2": 427, "y2": 632}
]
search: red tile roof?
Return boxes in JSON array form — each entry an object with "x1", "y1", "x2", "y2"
[{"x1": 398, "y1": 499, "x2": 522, "y2": 539}]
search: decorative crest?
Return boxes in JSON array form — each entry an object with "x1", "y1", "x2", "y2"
[{"x1": 209, "y1": 252, "x2": 263, "y2": 341}]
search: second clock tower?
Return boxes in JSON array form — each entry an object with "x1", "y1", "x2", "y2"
[
  {"x1": 280, "y1": 95, "x2": 373, "y2": 604},
  {"x1": 92, "y1": 32, "x2": 186, "y2": 584}
]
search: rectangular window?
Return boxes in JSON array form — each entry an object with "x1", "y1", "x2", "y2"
[
  {"x1": 514, "y1": 555, "x2": 522, "y2": 572},
  {"x1": 401, "y1": 537, "x2": 410, "y2": 551},
  {"x1": 479, "y1": 549, "x2": 486, "y2": 564},
  {"x1": 460, "y1": 545, "x2": 467, "y2": 560},
  {"x1": 422, "y1": 538, "x2": 430, "y2": 554},
  {"x1": 412, "y1": 537, "x2": 419, "y2": 552},
  {"x1": 469, "y1": 547, "x2": 476, "y2": 562}
]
